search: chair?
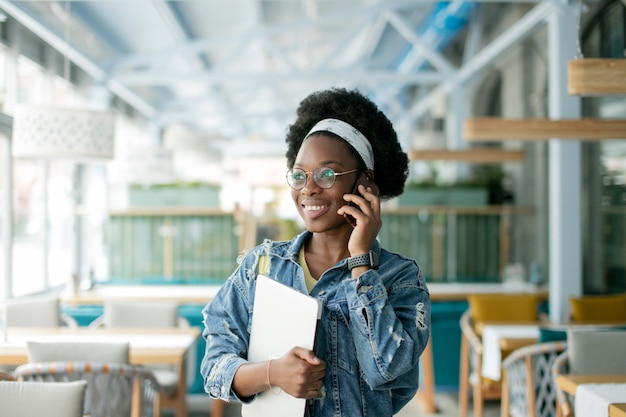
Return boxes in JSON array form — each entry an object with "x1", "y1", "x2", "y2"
[
  {"x1": 0, "y1": 379, "x2": 87, "y2": 417},
  {"x1": 5, "y1": 294, "x2": 78, "y2": 327},
  {"x1": 0, "y1": 370, "x2": 16, "y2": 380},
  {"x1": 459, "y1": 293, "x2": 541, "y2": 417},
  {"x1": 501, "y1": 340, "x2": 567, "y2": 417},
  {"x1": 89, "y1": 300, "x2": 187, "y2": 329},
  {"x1": 27, "y1": 340, "x2": 130, "y2": 363},
  {"x1": 89, "y1": 300, "x2": 195, "y2": 417},
  {"x1": 22, "y1": 341, "x2": 165, "y2": 417},
  {"x1": 568, "y1": 293, "x2": 626, "y2": 323},
  {"x1": 551, "y1": 349, "x2": 572, "y2": 417},
  {"x1": 552, "y1": 328, "x2": 626, "y2": 417},
  {"x1": 14, "y1": 361, "x2": 160, "y2": 417}
]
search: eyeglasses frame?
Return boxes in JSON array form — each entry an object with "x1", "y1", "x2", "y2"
[{"x1": 286, "y1": 167, "x2": 360, "y2": 190}]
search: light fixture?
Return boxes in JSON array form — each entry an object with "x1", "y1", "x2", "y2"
[
  {"x1": 12, "y1": 104, "x2": 116, "y2": 160},
  {"x1": 12, "y1": 0, "x2": 116, "y2": 161}
]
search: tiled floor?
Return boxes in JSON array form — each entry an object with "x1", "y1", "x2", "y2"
[{"x1": 181, "y1": 392, "x2": 501, "y2": 417}]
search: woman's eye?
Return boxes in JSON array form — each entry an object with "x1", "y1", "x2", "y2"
[{"x1": 319, "y1": 169, "x2": 335, "y2": 179}]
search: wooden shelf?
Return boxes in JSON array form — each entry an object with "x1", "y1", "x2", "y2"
[
  {"x1": 410, "y1": 148, "x2": 524, "y2": 163},
  {"x1": 383, "y1": 205, "x2": 534, "y2": 215},
  {"x1": 464, "y1": 118, "x2": 626, "y2": 141},
  {"x1": 568, "y1": 58, "x2": 626, "y2": 95}
]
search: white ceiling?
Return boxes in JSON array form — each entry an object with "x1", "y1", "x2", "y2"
[{"x1": 0, "y1": 0, "x2": 534, "y2": 153}]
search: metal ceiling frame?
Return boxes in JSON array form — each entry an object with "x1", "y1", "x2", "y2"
[{"x1": 0, "y1": 0, "x2": 573, "y2": 146}]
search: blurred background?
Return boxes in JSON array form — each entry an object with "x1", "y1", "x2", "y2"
[{"x1": 0, "y1": 0, "x2": 625, "y2": 405}]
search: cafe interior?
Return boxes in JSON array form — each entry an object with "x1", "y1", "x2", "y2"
[{"x1": 0, "y1": 1, "x2": 625, "y2": 416}]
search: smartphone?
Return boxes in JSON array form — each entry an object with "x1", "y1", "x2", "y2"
[{"x1": 344, "y1": 173, "x2": 379, "y2": 227}]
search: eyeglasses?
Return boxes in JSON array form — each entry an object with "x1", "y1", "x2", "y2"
[{"x1": 286, "y1": 167, "x2": 359, "y2": 190}]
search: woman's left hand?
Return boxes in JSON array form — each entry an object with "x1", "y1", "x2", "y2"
[{"x1": 339, "y1": 184, "x2": 382, "y2": 256}]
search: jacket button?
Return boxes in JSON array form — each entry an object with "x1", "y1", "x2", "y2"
[{"x1": 359, "y1": 285, "x2": 373, "y2": 293}]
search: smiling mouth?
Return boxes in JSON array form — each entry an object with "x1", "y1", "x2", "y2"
[{"x1": 303, "y1": 204, "x2": 328, "y2": 211}]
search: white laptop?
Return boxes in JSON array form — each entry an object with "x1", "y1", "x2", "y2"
[{"x1": 242, "y1": 274, "x2": 322, "y2": 417}]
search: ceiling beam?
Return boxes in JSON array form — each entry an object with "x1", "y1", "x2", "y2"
[
  {"x1": 464, "y1": 118, "x2": 626, "y2": 141},
  {"x1": 408, "y1": 0, "x2": 558, "y2": 120},
  {"x1": 112, "y1": 2, "x2": 400, "y2": 70},
  {"x1": 383, "y1": 9, "x2": 455, "y2": 75},
  {"x1": 110, "y1": 69, "x2": 445, "y2": 86}
]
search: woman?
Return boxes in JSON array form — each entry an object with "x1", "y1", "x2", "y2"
[{"x1": 201, "y1": 88, "x2": 430, "y2": 416}]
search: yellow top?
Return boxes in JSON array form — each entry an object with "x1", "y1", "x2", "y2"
[
  {"x1": 298, "y1": 248, "x2": 317, "y2": 293},
  {"x1": 258, "y1": 249, "x2": 317, "y2": 293}
]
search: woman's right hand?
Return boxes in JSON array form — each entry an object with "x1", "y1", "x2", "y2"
[{"x1": 270, "y1": 346, "x2": 326, "y2": 399}]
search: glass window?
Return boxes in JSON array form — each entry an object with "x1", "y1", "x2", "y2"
[
  {"x1": 581, "y1": 0, "x2": 626, "y2": 294},
  {"x1": 11, "y1": 159, "x2": 46, "y2": 296},
  {"x1": 0, "y1": 117, "x2": 9, "y2": 300}
]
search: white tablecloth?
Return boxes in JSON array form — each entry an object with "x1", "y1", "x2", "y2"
[
  {"x1": 481, "y1": 325, "x2": 539, "y2": 380},
  {"x1": 575, "y1": 383, "x2": 626, "y2": 417}
]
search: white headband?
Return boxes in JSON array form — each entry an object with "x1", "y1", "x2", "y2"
[{"x1": 304, "y1": 118, "x2": 374, "y2": 170}]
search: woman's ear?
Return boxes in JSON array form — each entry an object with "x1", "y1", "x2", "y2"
[{"x1": 365, "y1": 170, "x2": 375, "y2": 182}]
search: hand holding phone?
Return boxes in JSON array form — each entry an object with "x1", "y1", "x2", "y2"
[{"x1": 344, "y1": 173, "x2": 379, "y2": 227}]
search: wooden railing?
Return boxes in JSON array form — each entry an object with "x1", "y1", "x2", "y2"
[
  {"x1": 379, "y1": 206, "x2": 533, "y2": 282},
  {"x1": 107, "y1": 209, "x2": 239, "y2": 282}
]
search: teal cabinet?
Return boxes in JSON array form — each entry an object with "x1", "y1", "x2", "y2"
[{"x1": 429, "y1": 301, "x2": 467, "y2": 390}]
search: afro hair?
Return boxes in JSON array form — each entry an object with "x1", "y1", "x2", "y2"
[{"x1": 285, "y1": 88, "x2": 409, "y2": 199}]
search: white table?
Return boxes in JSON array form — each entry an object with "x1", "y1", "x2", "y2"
[
  {"x1": 61, "y1": 284, "x2": 222, "y2": 306},
  {"x1": 575, "y1": 383, "x2": 626, "y2": 417},
  {"x1": 557, "y1": 375, "x2": 626, "y2": 417},
  {"x1": 480, "y1": 324, "x2": 539, "y2": 380}
]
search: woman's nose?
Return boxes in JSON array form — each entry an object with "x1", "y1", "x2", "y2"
[{"x1": 301, "y1": 177, "x2": 321, "y2": 195}]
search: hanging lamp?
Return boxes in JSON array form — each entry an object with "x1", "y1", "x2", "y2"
[
  {"x1": 12, "y1": 104, "x2": 116, "y2": 160},
  {"x1": 11, "y1": 0, "x2": 116, "y2": 161}
]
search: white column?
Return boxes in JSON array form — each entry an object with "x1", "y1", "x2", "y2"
[
  {"x1": 1, "y1": 114, "x2": 12, "y2": 299},
  {"x1": 446, "y1": 81, "x2": 469, "y2": 181},
  {"x1": 547, "y1": 3, "x2": 582, "y2": 323}
]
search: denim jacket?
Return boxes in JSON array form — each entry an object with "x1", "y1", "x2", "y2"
[{"x1": 201, "y1": 231, "x2": 430, "y2": 417}]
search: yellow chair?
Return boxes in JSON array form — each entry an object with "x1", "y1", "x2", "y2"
[
  {"x1": 569, "y1": 293, "x2": 626, "y2": 323},
  {"x1": 459, "y1": 293, "x2": 541, "y2": 417}
]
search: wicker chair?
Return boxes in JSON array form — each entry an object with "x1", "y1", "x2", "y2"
[
  {"x1": 551, "y1": 349, "x2": 572, "y2": 417},
  {"x1": 89, "y1": 300, "x2": 195, "y2": 417},
  {"x1": 459, "y1": 309, "x2": 502, "y2": 417},
  {"x1": 0, "y1": 370, "x2": 15, "y2": 380},
  {"x1": 22, "y1": 341, "x2": 168, "y2": 417},
  {"x1": 459, "y1": 294, "x2": 543, "y2": 417},
  {"x1": 501, "y1": 340, "x2": 567, "y2": 417},
  {"x1": 14, "y1": 361, "x2": 162, "y2": 417}
]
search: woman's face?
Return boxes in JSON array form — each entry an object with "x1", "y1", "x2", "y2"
[{"x1": 291, "y1": 134, "x2": 361, "y2": 233}]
